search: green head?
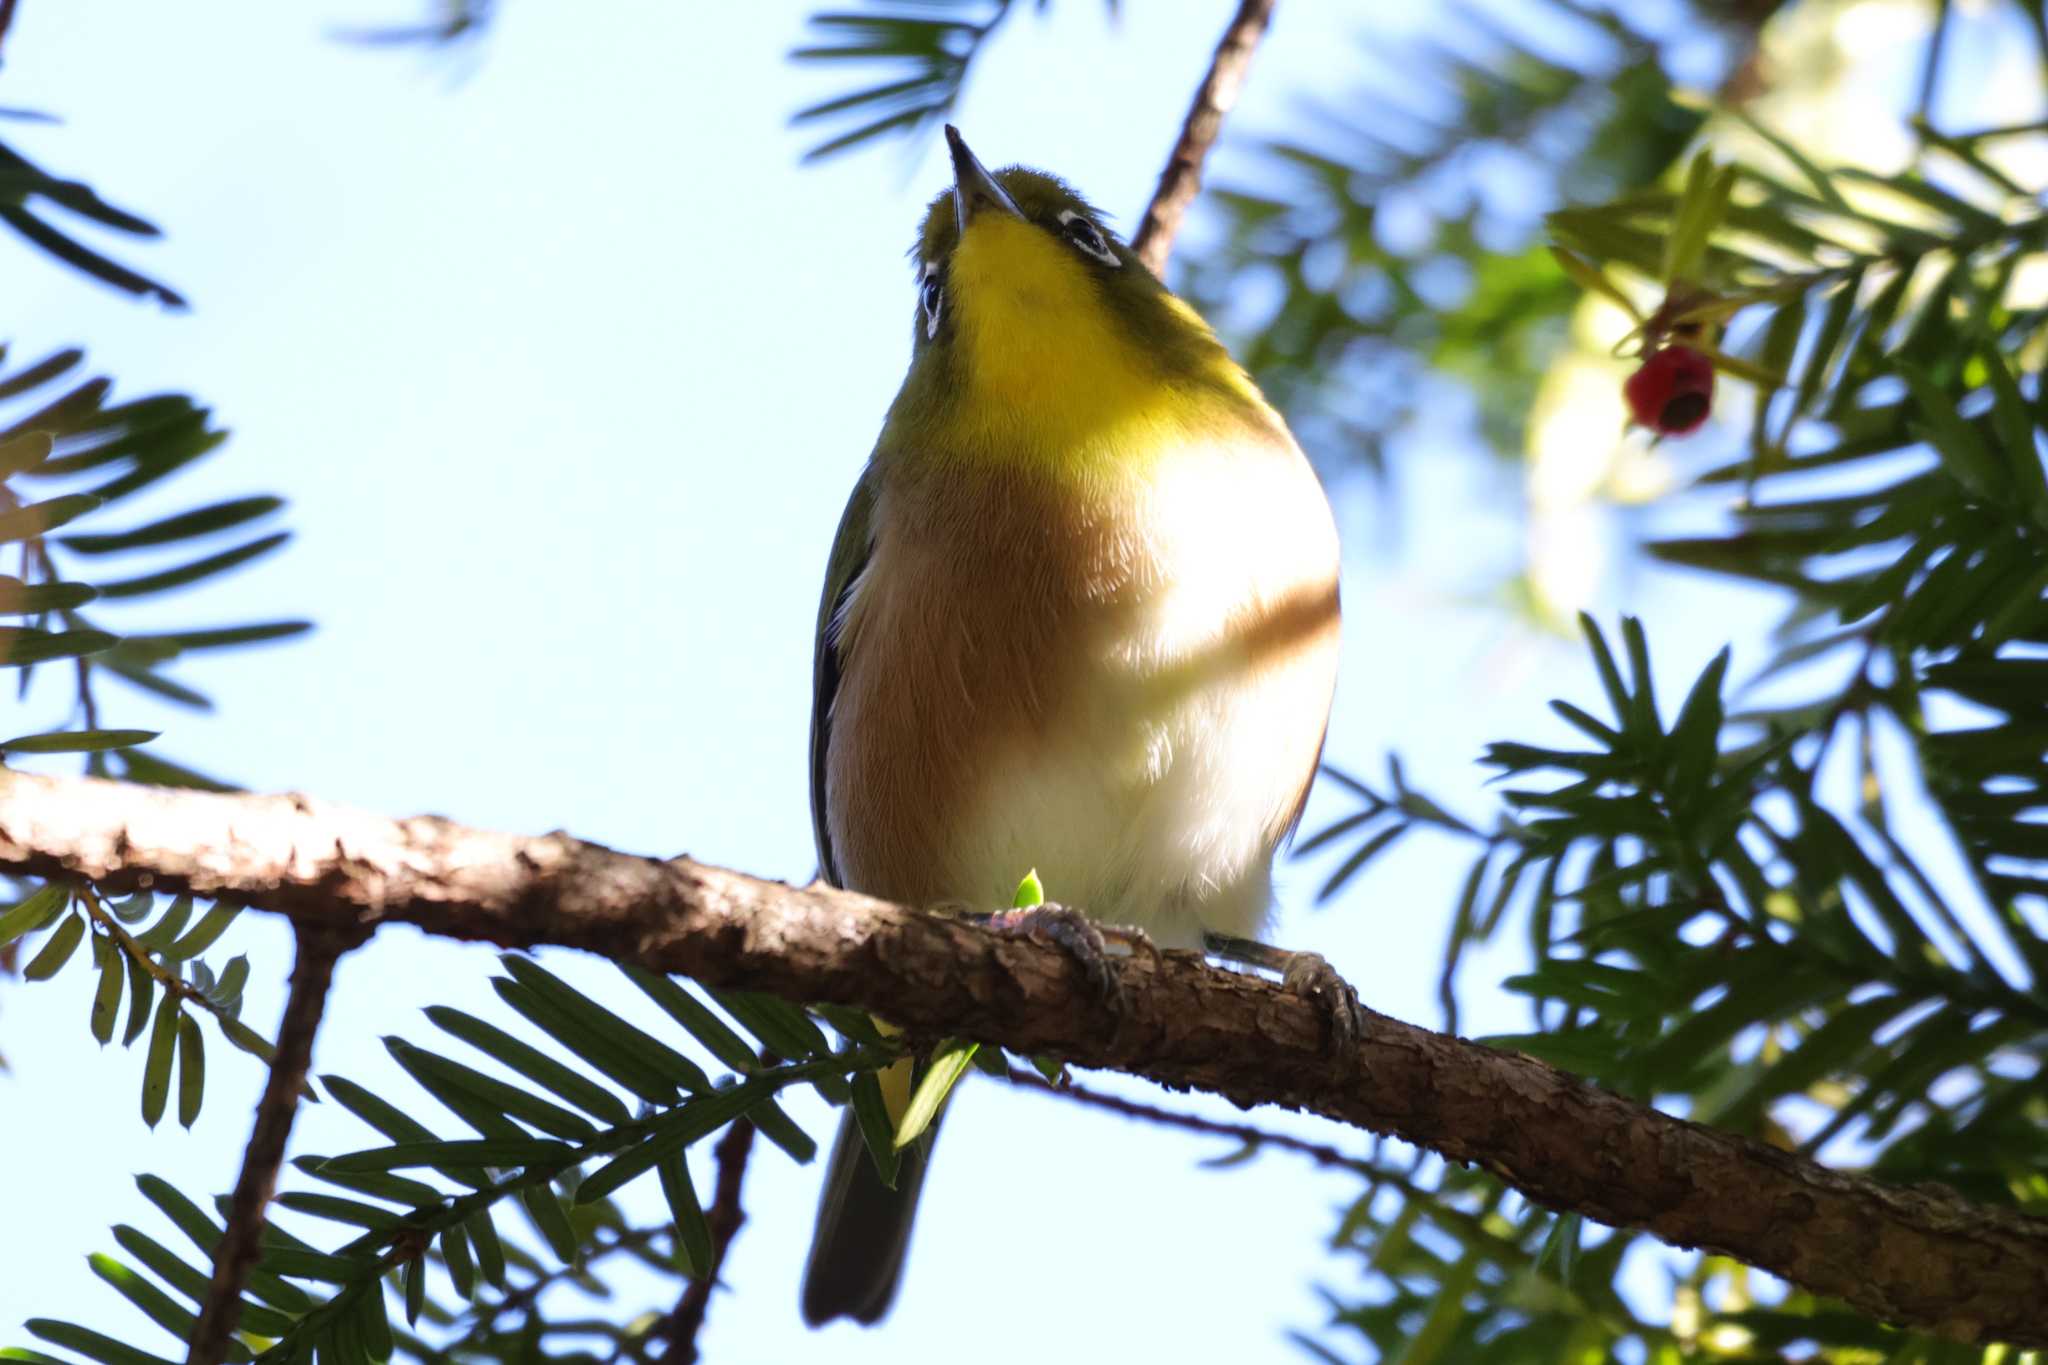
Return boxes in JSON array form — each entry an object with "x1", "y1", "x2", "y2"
[{"x1": 882, "y1": 127, "x2": 1273, "y2": 474}]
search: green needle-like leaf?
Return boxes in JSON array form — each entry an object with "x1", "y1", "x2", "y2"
[
  {"x1": 575, "y1": 1125, "x2": 697, "y2": 1207},
  {"x1": 619, "y1": 965, "x2": 758, "y2": 1073},
  {"x1": 56, "y1": 495, "x2": 284, "y2": 554},
  {"x1": 401, "y1": 1254, "x2": 425, "y2": 1326},
  {"x1": 894, "y1": 1039, "x2": 977, "y2": 1150},
  {"x1": 849, "y1": 1070, "x2": 903, "y2": 1189},
  {"x1": 658, "y1": 1153, "x2": 714, "y2": 1278},
  {"x1": 130, "y1": 894, "x2": 192, "y2": 952},
  {"x1": 0, "y1": 492, "x2": 102, "y2": 543},
  {"x1": 0, "y1": 883, "x2": 68, "y2": 948},
  {"x1": 159, "y1": 900, "x2": 237, "y2": 960},
  {"x1": 440, "y1": 1223, "x2": 477, "y2": 1300},
  {"x1": 218, "y1": 1016, "x2": 276, "y2": 1062},
  {"x1": 134, "y1": 1174, "x2": 221, "y2": 1255},
  {"x1": 0, "y1": 625, "x2": 117, "y2": 666},
  {"x1": 519, "y1": 1183, "x2": 580, "y2": 1264},
  {"x1": 358, "y1": 1276, "x2": 395, "y2": 1362},
  {"x1": 497, "y1": 956, "x2": 703, "y2": 1098},
  {"x1": 94, "y1": 531, "x2": 290, "y2": 600},
  {"x1": 0, "y1": 727, "x2": 156, "y2": 754},
  {"x1": 425, "y1": 1004, "x2": 633, "y2": 1124},
  {"x1": 175, "y1": 1013, "x2": 204, "y2": 1128},
  {"x1": 106, "y1": 1224, "x2": 296, "y2": 1338},
  {"x1": 322, "y1": 1137, "x2": 574, "y2": 1174},
  {"x1": 466, "y1": 1209, "x2": 507, "y2": 1292},
  {"x1": 390, "y1": 1039, "x2": 597, "y2": 1141},
  {"x1": 140, "y1": 996, "x2": 180, "y2": 1128},
  {"x1": 24, "y1": 1319, "x2": 177, "y2": 1365},
  {"x1": 121, "y1": 950, "x2": 155, "y2": 1048},
  {"x1": 90, "y1": 934, "x2": 123, "y2": 1044},
  {"x1": 23, "y1": 910, "x2": 84, "y2": 980}
]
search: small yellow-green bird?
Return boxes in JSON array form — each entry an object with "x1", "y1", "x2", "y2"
[{"x1": 802, "y1": 128, "x2": 1344, "y2": 1326}]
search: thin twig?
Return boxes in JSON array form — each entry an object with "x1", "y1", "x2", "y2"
[
  {"x1": 186, "y1": 924, "x2": 357, "y2": 1365},
  {"x1": 660, "y1": 1115, "x2": 757, "y2": 1362},
  {"x1": 1130, "y1": 0, "x2": 1277, "y2": 276},
  {"x1": 1006, "y1": 1066, "x2": 1378, "y2": 1179}
]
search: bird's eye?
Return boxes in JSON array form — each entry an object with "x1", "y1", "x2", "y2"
[
  {"x1": 1057, "y1": 209, "x2": 1120, "y2": 268},
  {"x1": 920, "y1": 271, "x2": 944, "y2": 338}
]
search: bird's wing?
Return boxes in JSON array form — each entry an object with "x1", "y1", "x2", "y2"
[{"x1": 810, "y1": 462, "x2": 880, "y2": 886}]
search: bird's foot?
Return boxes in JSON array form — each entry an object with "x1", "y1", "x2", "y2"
[
  {"x1": 974, "y1": 904, "x2": 1155, "y2": 1010},
  {"x1": 1202, "y1": 932, "x2": 1366, "y2": 1053},
  {"x1": 1280, "y1": 951, "x2": 1366, "y2": 1052}
]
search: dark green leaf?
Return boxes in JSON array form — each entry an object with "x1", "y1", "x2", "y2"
[
  {"x1": 0, "y1": 625, "x2": 117, "y2": 665},
  {"x1": 174, "y1": 1010, "x2": 204, "y2": 1128},
  {"x1": 496, "y1": 956, "x2": 700, "y2": 1100},
  {"x1": 89, "y1": 933, "x2": 123, "y2": 1044},
  {"x1": 0, "y1": 576, "x2": 98, "y2": 613},
  {"x1": 117, "y1": 620, "x2": 310, "y2": 653},
  {"x1": 323, "y1": 1138, "x2": 573, "y2": 1173},
  {"x1": 519, "y1": 1184, "x2": 579, "y2": 1264},
  {"x1": 160, "y1": 900, "x2": 237, "y2": 960},
  {"x1": 84, "y1": 1254, "x2": 213, "y2": 1356},
  {"x1": 56, "y1": 496, "x2": 284, "y2": 554},
  {"x1": 402, "y1": 1254, "x2": 425, "y2": 1326},
  {"x1": 121, "y1": 949, "x2": 154, "y2": 1047},
  {"x1": 130, "y1": 893, "x2": 192, "y2": 952},
  {"x1": 140, "y1": 995, "x2": 179, "y2": 1128},
  {"x1": 0, "y1": 727, "x2": 156, "y2": 754},
  {"x1": 439, "y1": 1223, "x2": 476, "y2": 1300},
  {"x1": 24, "y1": 1319, "x2": 178, "y2": 1365},
  {"x1": 575, "y1": 1126, "x2": 697, "y2": 1207},
  {"x1": 0, "y1": 883, "x2": 68, "y2": 947},
  {"x1": 93, "y1": 532, "x2": 289, "y2": 600},
  {"x1": 23, "y1": 909, "x2": 84, "y2": 980},
  {"x1": 620, "y1": 965, "x2": 757, "y2": 1073},
  {"x1": 390, "y1": 1039, "x2": 597, "y2": 1141},
  {"x1": 466, "y1": 1210, "x2": 507, "y2": 1291},
  {"x1": 108, "y1": 1224, "x2": 296, "y2": 1338},
  {"x1": 895, "y1": 1039, "x2": 975, "y2": 1149},
  {"x1": 425, "y1": 1004, "x2": 632, "y2": 1124},
  {"x1": 0, "y1": 493, "x2": 102, "y2": 543},
  {"x1": 290, "y1": 1155, "x2": 442, "y2": 1208},
  {"x1": 657, "y1": 1153, "x2": 713, "y2": 1278}
]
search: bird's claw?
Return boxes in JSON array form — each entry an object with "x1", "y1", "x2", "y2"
[
  {"x1": 1281, "y1": 951, "x2": 1366, "y2": 1053},
  {"x1": 977, "y1": 903, "x2": 1152, "y2": 1011}
]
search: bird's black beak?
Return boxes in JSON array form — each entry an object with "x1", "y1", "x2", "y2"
[{"x1": 946, "y1": 125, "x2": 1023, "y2": 234}]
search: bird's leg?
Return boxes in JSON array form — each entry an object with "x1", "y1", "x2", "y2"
[
  {"x1": 970, "y1": 904, "x2": 1157, "y2": 1010},
  {"x1": 1202, "y1": 932, "x2": 1366, "y2": 1051}
]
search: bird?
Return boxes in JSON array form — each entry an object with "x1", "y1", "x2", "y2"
[{"x1": 801, "y1": 126, "x2": 1345, "y2": 1328}]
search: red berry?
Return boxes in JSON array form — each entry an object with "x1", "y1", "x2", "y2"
[{"x1": 1624, "y1": 344, "x2": 1715, "y2": 436}]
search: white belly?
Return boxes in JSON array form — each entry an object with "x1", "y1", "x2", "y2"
[{"x1": 940, "y1": 442, "x2": 1341, "y2": 948}]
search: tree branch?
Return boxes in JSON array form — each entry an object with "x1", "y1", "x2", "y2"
[
  {"x1": 187, "y1": 922, "x2": 353, "y2": 1365},
  {"x1": 3, "y1": 771, "x2": 2046, "y2": 1348},
  {"x1": 1130, "y1": 0, "x2": 1277, "y2": 276}
]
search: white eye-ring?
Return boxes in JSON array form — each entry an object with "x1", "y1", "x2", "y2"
[
  {"x1": 919, "y1": 267, "x2": 944, "y2": 339},
  {"x1": 1057, "y1": 209, "x2": 1121, "y2": 267}
]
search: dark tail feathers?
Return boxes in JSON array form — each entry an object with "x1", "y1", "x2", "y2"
[{"x1": 800, "y1": 1106, "x2": 938, "y2": 1326}]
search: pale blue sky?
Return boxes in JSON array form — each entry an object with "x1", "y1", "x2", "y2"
[{"x1": 0, "y1": 2, "x2": 1806, "y2": 1360}]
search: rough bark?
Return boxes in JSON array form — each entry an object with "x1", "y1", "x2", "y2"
[{"x1": 3, "y1": 770, "x2": 2045, "y2": 1347}]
